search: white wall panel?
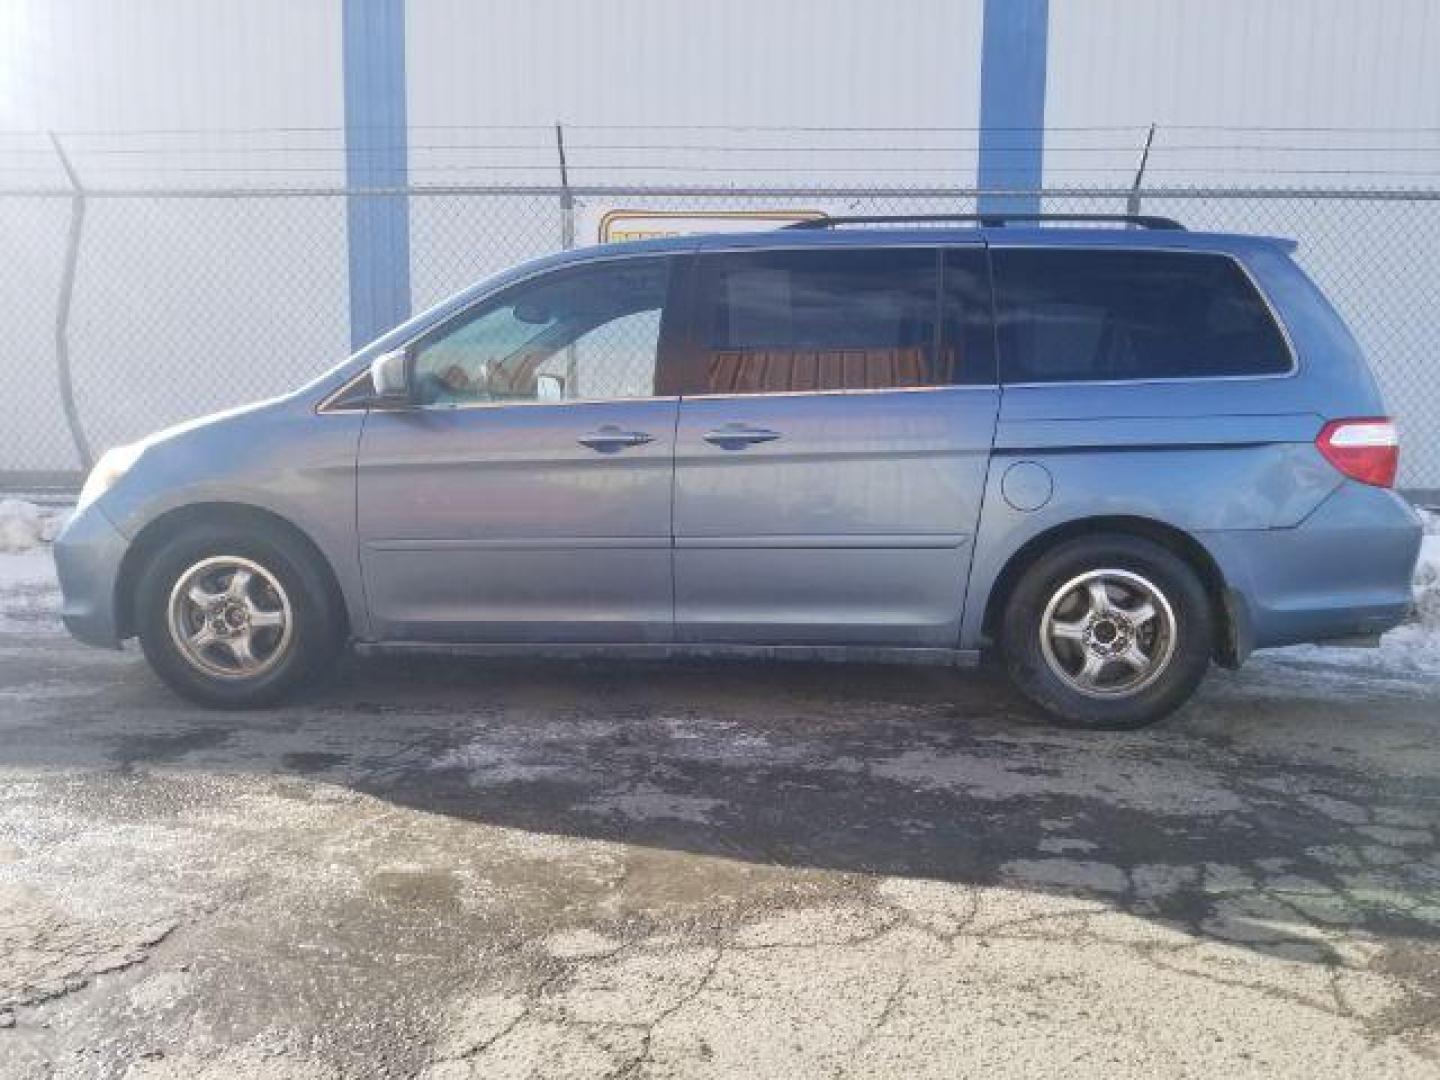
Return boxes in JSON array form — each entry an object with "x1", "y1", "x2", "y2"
[
  {"x1": 1, "y1": 0, "x2": 341, "y2": 130},
  {"x1": 406, "y1": 0, "x2": 987, "y2": 187},
  {"x1": 1044, "y1": 0, "x2": 1440, "y2": 185},
  {"x1": 0, "y1": 0, "x2": 345, "y2": 188}
]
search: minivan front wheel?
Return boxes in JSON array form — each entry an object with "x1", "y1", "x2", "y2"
[
  {"x1": 1000, "y1": 535, "x2": 1213, "y2": 729},
  {"x1": 166, "y1": 556, "x2": 293, "y2": 681},
  {"x1": 135, "y1": 523, "x2": 341, "y2": 707}
]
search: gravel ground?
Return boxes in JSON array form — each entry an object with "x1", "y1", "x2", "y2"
[{"x1": 1, "y1": 551, "x2": 1439, "y2": 1078}]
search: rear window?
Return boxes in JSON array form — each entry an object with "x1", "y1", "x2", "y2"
[
  {"x1": 692, "y1": 248, "x2": 948, "y2": 393},
  {"x1": 991, "y1": 248, "x2": 1292, "y2": 383}
]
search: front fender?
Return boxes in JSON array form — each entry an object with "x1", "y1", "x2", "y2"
[{"x1": 94, "y1": 397, "x2": 368, "y2": 641}]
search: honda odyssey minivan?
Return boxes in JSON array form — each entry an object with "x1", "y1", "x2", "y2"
[{"x1": 54, "y1": 214, "x2": 1423, "y2": 728}]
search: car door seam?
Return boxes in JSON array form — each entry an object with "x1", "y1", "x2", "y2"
[{"x1": 955, "y1": 237, "x2": 1003, "y2": 651}]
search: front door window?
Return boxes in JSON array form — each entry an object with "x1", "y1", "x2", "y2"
[{"x1": 412, "y1": 258, "x2": 670, "y2": 407}]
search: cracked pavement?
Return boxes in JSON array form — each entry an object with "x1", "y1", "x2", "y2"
[{"x1": 2, "y1": 567, "x2": 1440, "y2": 1077}]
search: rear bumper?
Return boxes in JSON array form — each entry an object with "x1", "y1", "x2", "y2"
[
  {"x1": 53, "y1": 504, "x2": 129, "y2": 649},
  {"x1": 1202, "y1": 482, "x2": 1422, "y2": 657}
]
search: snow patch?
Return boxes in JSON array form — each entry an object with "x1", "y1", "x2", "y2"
[
  {"x1": 1254, "y1": 507, "x2": 1439, "y2": 680},
  {"x1": 0, "y1": 502, "x2": 65, "y2": 631},
  {"x1": 0, "y1": 499, "x2": 69, "y2": 553},
  {"x1": 0, "y1": 550, "x2": 60, "y2": 632},
  {"x1": 431, "y1": 740, "x2": 576, "y2": 785},
  {"x1": 0, "y1": 549, "x2": 57, "y2": 589},
  {"x1": 1412, "y1": 509, "x2": 1440, "y2": 633},
  {"x1": 0, "y1": 499, "x2": 42, "y2": 553}
]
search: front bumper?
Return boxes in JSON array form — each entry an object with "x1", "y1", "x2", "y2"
[
  {"x1": 53, "y1": 504, "x2": 130, "y2": 648},
  {"x1": 1203, "y1": 482, "x2": 1423, "y2": 656}
]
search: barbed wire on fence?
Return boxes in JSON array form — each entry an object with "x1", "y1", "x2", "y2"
[{"x1": 17, "y1": 123, "x2": 1440, "y2": 192}]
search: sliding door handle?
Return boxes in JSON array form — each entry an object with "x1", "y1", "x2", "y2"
[
  {"x1": 578, "y1": 427, "x2": 655, "y2": 453},
  {"x1": 702, "y1": 425, "x2": 782, "y2": 450}
]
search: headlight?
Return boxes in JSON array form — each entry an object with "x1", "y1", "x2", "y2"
[{"x1": 76, "y1": 443, "x2": 144, "y2": 513}]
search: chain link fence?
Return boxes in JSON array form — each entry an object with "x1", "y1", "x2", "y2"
[{"x1": 2, "y1": 183, "x2": 1438, "y2": 494}]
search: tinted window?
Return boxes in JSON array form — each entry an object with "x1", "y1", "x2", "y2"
[
  {"x1": 413, "y1": 257, "x2": 669, "y2": 407},
  {"x1": 991, "y1": 249, "x2": 1291, "y2": 383},
  {"x1": 693, "y1": 248, "x2": 960, "y2": 394}
]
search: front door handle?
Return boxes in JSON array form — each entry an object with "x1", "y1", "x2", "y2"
[
  {"x1": 578, "y1": 426, "x2": 655, "y2": 453},
  {"x1": 702, "y1": 424, "x2": 782, "y2": 450}
]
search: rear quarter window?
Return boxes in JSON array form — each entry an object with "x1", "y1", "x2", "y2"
[{"x1": 991, "y1": 248, "x2": 1292, "y2": 383}]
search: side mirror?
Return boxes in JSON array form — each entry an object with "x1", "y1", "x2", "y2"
[
  {"x1": 535, "y1": 373, "x2": 565, "y2": 401},
  {"x1": 368, "y1": 348, "x2": 410, "y2": 404}
]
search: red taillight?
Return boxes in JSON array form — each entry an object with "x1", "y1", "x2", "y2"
[{"x1": 1316, "y1": 417, "x2": 1399, "y2": 488}]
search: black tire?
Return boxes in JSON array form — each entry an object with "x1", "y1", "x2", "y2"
[
  {"x1": 998, "y1": 534, "x2": 1214, "y2": 730},
  {"x1": 134, "y1": 520, "x2": 343, "y2": 708}
]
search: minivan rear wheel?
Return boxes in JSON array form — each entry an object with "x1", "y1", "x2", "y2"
[
  {"x1": 134, "y1": 522, "x2": 341, "y2": 708},
  {"x1": 999, "y1": 534, "x2": 1213, "y2": 729}
]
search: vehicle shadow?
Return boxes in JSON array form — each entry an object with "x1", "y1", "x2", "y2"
[
  {"x1": 9, "y1": 640, "x2": 1440, "y2": 973},
  {"x1": 286, "y1": 653, "x2": 1440, "y2": 966}
]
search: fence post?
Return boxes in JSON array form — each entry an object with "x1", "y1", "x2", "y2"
[
  {"x1": 556, "y1": 122, "x2": 575, "y2": 250},
  {"x1": 1126, "y1": 123, "x2": 1157, "y2": 216},
  {"x1": 554, "y1": 123, "x2": 579, "y2": 390},
  {"x1": 49, "y1": 132, "x2": 93, "y2": 472}
]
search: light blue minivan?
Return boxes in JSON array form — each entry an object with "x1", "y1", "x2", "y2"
[{"x1": 54, "y1": 214, "x2": 1423, "y2": 728}]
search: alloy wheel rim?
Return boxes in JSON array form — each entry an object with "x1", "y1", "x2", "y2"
[
  {"x1": 167, "y1": 556, "x2": 293, "y2": 679},
  {"x1": 1038, "y1": 568, "x2": 1177, "y2": 698}
]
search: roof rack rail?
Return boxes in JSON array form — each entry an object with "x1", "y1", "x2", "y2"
[{"x1": 784, "y1": 212, "x2": 1185, "y2": 231}]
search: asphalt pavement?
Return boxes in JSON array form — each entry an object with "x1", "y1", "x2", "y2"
[{"x1": 2, "y1": 565, "x2": 1439, "y2": 1078}]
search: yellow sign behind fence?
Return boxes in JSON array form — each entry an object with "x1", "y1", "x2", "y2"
[{"x1": 594, "y1": 209, "x2": 827, "y2": 244}]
